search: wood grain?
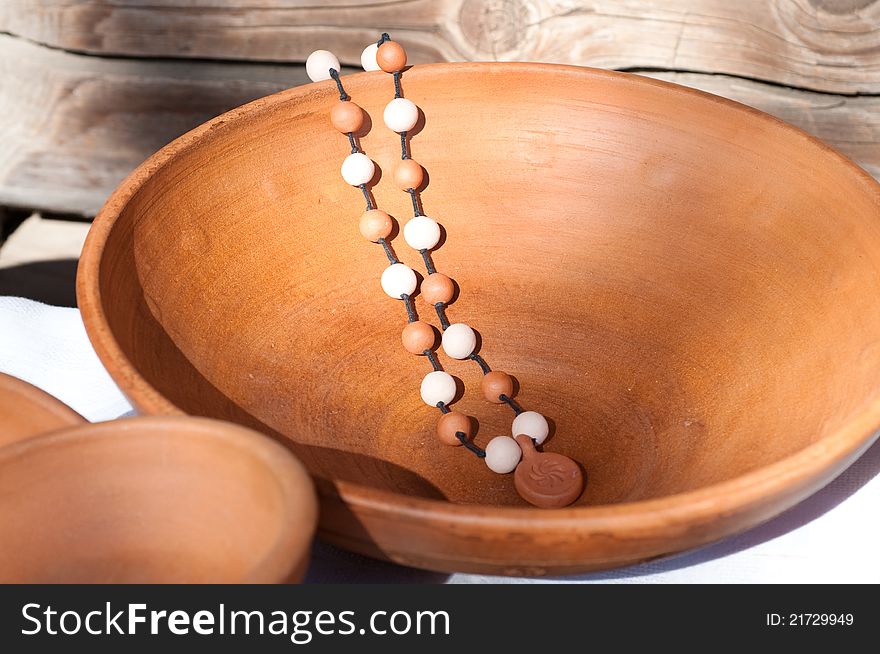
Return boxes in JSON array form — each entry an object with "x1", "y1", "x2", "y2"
[
  {"x1": 647, "y1": 71, "x2": 880, "y2": 180},
  {"x1": 0, "y1": 33, "x2": 335, "y2": 216},
  {"x1": 2, "y1": 0, "x2": 879, "y2": 93},
  {"x1": 1, "y1": 30, "x2": 877, "y2": 216},
  {"x1": 76, "y1": 63, "x2": 880, "y2": 573}
]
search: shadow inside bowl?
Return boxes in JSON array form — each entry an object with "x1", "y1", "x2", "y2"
[{"x1": 99, "y1": 232, "x2": 447, "y2": 499}]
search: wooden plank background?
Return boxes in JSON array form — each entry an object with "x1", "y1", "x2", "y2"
[{"x1": 0, "y1": 0, "x2": 878, "y2": 216}]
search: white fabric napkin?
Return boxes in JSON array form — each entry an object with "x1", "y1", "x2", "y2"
[
  {"x1": 0, "y1": 296, "x2": 132, "y2": 421},
  {"x1": 1, "y1": 295, "x2": 877, "y2": 583}
]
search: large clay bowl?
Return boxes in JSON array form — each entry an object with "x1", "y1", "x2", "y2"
[
  {"x1": 0, "y1": 416, "x2": 317, "y2": 582},
  {"x1": 0, "y1": 373, "x2": 85, "y2": 448},
  {"x1": 78, "y1": 63, "x2": 880, "y2": 575}
]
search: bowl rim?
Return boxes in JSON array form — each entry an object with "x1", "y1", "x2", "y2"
[
  {"x1": 0, "y1": 415, "x2": 318, "y2": 582},
  {"x1": 77, "y1": 61, "x2": 880, "y2": 538}
]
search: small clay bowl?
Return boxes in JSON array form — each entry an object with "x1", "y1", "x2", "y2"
[
  {"x1": 0, "y1": 372, "x2": 85, "y2": 448},
  {"x1": 0, "y1": 416, "x2": 317, "y2": 583},
  {"x1": 78, "y1": 63, "x2": 880, "y2": 575}
]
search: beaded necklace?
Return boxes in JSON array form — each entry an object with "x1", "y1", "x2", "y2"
[{"x1": 305, "y1": 35, "x2": 584, "y2": 508}]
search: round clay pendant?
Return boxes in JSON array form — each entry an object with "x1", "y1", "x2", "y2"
[{"x1": 513, "y1": 435, "x2": 584, "y2": 509}]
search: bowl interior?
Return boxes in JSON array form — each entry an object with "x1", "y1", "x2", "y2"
[
  {"x1": 0, "y1": 418, "x2": 316, "y2": 582},
  {"x1": 90, "y1": 63, "x2": 880, "y2": 508}
]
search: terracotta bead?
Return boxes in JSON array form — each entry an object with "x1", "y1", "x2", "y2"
[
  {"x1": 436, "y1": 411, "x2": 471, "y2": 447},
  {"x1": 482, "y1": 371, "x2": 514, "y2": 403},
  {"x1": 402, "y1": 321, "x2": 435, "y2": 354},
  {"x1": 359, "y1": 210, "x2": 393, "y2": 242},
  {"x1": 421, "y1": 273, "x2": 455, "y2": 304},
  {"x1": 376, "y1": 41, "x2": 407, "y2": 73},
  {"x1": 394, "y1": 160, "x2": 424, "y2": 190},
  {"x1": 330, "y1": 101, "x2": 364, "y2": 134}
]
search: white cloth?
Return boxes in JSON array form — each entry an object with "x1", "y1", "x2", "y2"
[
  {"x1": 1, "y1": 296, "x2": 878, "y2": 583},
  {"x1": 0, "y1": 296, "x2": 132, "y2": 421}
]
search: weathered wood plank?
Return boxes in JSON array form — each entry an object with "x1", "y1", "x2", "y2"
[
  {"x1": 0, "y1": 34, "x2": 329, "y2": 216},
  {"x1": 645, "y1": 71, "x2": 880, "y2": 180},
  {"x1": 1, "y1": 0, "x2": 879, "y2": 93},
  {"x1": 0, "y1": 33, "x2": 877, "y2": 216}
]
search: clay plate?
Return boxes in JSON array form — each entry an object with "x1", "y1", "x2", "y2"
[
  {"x1": 77, "y1": 63, "x2": 880, "y2": 575},
  {"x1": 0, "y1": 416, "x2": 318, "y2": 583}
]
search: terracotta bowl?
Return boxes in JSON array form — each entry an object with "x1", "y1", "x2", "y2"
[
  {"x1": 78, "y1": 63, "x2": 880, "y2": 575},
  {"x1": 0, "y1": 416, "x2": 317, "y2": 582},
  {"x1": 0, "y1": 373, "x2": 85, "y2": 448}
]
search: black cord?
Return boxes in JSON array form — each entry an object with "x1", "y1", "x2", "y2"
[
  {"x1": 499, "y1": 394, "x2": 524, "y2": 416},
  {"x1": 468, "y1": 353, "x2": 491, "y2": 374},
  {"x1": 457, "y1": 432, "x2": 486, "y2": 458},
  {"x1": 328, "y1": 68, "x2": 349, "y2": 101},
  {"x1": 358, "y1": 184, "x2": 373, "y2": 211},
  {"x1": 419, "y1": 249, "x2": 436, "y2": 274},
  {"x1": 377, "y1": 237, "x2": 398, "y2": 264},
  {"x1": 407, "y1": 188, "x2": 421, "y2": 216},
  {"x1": 425, "y1": 349, "x2": 442, "y2": 371},
  {"x1": 401, "y1": 294, "x2": 417, "y2": 322},
  {"x1": 434, "y1": 302, "x2": 450, "y2": 330}
]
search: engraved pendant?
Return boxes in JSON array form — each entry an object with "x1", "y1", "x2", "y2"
[{"x1": 513, "y1": 435, "x2": 585, "y2": 509}]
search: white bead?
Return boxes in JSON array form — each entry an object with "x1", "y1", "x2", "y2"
[
  {"x1": 361, "y1": 43, "x2": 381, "y2": 71},
  {"x1": 512, "y1": 411, "x2": 550, "y2": 445},
  {"x1": 383, "y1": 98, "x2": 419, "y2": 132},
  {"x1": 441, "y1": 323, "x2": 476, "y2": 360},
  {"x1": 485, "y1": 436, "x2": 522, "y2": 474},
  {"x1": 403, "y1": 215, "x2": 441, "y2": 250},
  {"x1": 340, "y1": 153, "x2": 375, "y2": 186},
  {"x1": 305, "y1": 50, "x2": 340, "y2": 82},
  {"x1": 420, "y1": 371, "x2": 456, "y2": 407},
  {"x1": 380, "y1": 263, "x2": 417, "y2": 299}
]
